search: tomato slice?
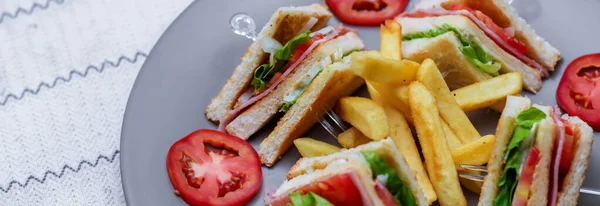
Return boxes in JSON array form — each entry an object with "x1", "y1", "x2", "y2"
[
  {"x1": 375, "y1": 180, "x2": 399, "y2": 206},
  {"x1": 557, "y1": 53, "x2": 600, "y2": 131},
  {"x1": 326, "y1": 0, "x2": 408, "y2": 26},
  {"x1": 512, "y1": 146, "x2": 541, "y2": 206},
  {"x1": 269, "y1": 172, "x2": 367, "y2": 206},
  {"x1": 449, "y1": 4, "x2": 528, "y2": 55},
  {"x1": 288, "y1": 33, "x2": 324, "y2": 64},
  {"x1": 166, "y1": 129, "x2": 262, "y2": 206},
  {"x1": 558, "y1": 122, "x2": 575, "y2": 174}
]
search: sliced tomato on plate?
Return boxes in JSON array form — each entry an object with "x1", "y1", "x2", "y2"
[
  {"x1": 269, "y1": 172, "x2": 366, "y2": 206},
  {"x1": 512, "y1": 146, "x2": 541, "y2": 206},
  {"x1": 326, "y1": 0, "x2": 408, "y2": 26},
  {"x1": 450, "y1": 3, "x2": 528, "y2": 55},
  {"x1": 557, "y1": 53, "x2": 600, "y2": 131},
  {"x1": 166, "y1": 129, "x2": 262, "y2": 206}
]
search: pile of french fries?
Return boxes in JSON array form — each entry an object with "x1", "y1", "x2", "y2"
[{"x1": 292, "y1": 20, "x2": 524, "y2": 206}]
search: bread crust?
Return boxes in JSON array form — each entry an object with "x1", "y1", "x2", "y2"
[
  {"x1": 226, "y1": 32, "x2": 364, "y2": 139},
  {"x1": 398, "y1": 15, "x2": 542, "y2": 92},
  {"x1": 478, "y1": 96, "x2": 531, "y2": 206},
  {"x1": 527, "y1": 105, "x2": 556, "y2": 206},
  {"x1": 258, "y1": 62, "x2": 364, "y2": 166},
  {"x1": 413, "y1": 0, "x2": 561, "y2": 70},
  {"x1": 205, "y1": 4, "x2": 331, "y2": 123},
  {"x1": 286, "y1": 139, "x2": 430, "y2": 206},
  {"x1": 556, "y1": 116, "x2": 594, "y2": 206}
]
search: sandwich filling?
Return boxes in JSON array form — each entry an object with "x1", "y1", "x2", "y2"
[
  {"x1": 402, "y1": 23, "x2": 501, "y2": 76},
  {"x1": 401, "y1": 4, "x2": 548, "y2": 77},
  {"x1": 281, "y1": 50, "x2": 358, "y2": 112},
  {"x1": 268, "y1": 171, "x2": 369, "y2": 206},
  {"x1": 495, "y1": 107, "x2": 546, "y2": 206},
  {"x1": 548, "y1": 108, "x2": 579, "y2": 206},
  {"x1": 362, "y1": 152, "x2": 416, "y2": 206},
  {"x1": 218, "y1": 25, "x2": 352, "y2": 131}
]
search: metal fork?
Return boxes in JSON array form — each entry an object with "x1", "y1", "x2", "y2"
[
  {"x1": 318, "y1": 109, "x2": 348, "y2": 138},
  {"x1": 459, "y1": 165, "x2": 600, "y2": 196}
]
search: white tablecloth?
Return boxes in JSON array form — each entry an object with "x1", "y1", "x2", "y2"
[{"x1": 0, "y1": 0, "x2": 193, "y2": 204}]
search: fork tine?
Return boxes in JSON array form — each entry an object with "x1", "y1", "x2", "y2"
[
  {"x1": 459, "y1": 173, "x2": 485, "y2": 182},
  {"x1": 459, "y1": 164, "x2": 488, "y2": 172},
  {"x1": 318, "y1": 116, "x2": 338, "y2": 139},
  {"x1": 327, "y1": 109, "x2": 347, "y2": 131}
]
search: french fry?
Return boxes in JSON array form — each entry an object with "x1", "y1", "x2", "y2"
[
  {"x1": 380, "y1": 20, "x2": 402, "y2": 60},
  {"x1": 294, "y1": 138, "x2": 341, "y2": 157},
  {"x1": 408, "y1": 82, "x2": 466, "y2": 206},
  {"x1": 441, "y1": 120, "x2": 463, "y2": 151},
  {"x1": 349, "y1": 52, "x2": 420, "y2": 84},
  {"x1": 337, "y1": 127, "x2": 372, "y2": 148},
  {"x1": 452, "y1": 134, "x2": 496, "y2": 166},
  {"x1": 416, "y1": 59, "x2": 480, "y2": 143},
  {"x1": 367, "y1": 82, "x2": 413, "y2": 124},
  {"x1": 337, "y1": 97, "x2": 389, "y2": 140},
  {"x1": 384, "y1": 105, "x2": 437, "y2": 203},
  {"x1": 451, "y1": 72, "x2": 523, "y2": 112}
]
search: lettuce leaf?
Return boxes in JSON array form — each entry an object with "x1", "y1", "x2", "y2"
[
  {"x1": 402, "y1": 24, "x2": 501, "y2": 76},
  {"x1": 251, "y1": 31, "x2": 311, "y2": 91},
  {"x1": 286, "y1": 191, "x2": 333, "y2": 206},
  {"x1": 494, "y1": 107, "x2": 546, "y2": 206},
  {"x1": 362, "y1": 152, "x2": 416, "y2": 206}
]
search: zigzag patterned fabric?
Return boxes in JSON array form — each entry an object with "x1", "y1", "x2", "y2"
[{"x1": 0, "y1": 0, "x2": 192, "y2": 205}]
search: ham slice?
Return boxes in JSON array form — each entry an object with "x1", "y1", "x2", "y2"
[
  {"x1": 549, "y1": 106, "x2": 565, "y2": 206},
  {"x1": 400, "y1": 9, "x2": 549, "y2": 77},
  {"x1": 218, "y1": 25, "x2": 351, "y2": 132}
]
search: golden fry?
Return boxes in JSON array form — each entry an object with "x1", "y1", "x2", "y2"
[
  {"x1": 294, "y1": 138, "x2": 341, "y2": 158},
  {"x1": 368, "y1": 82, "x2": 413, "y2": 124},
  {"x1": 451, "y1": 72, "x2": 523, "y2": 112},
  {"x1": 416, "y1": 59, "x2": 480, "y2": 143},
  {"x1": 349, "y1": 52, "x2": 420, "y2": 84},
  {"x1": 452, "y1": 134, "x2": 496, "y2": 166},
  {"x1": 384, "y1": 105, "x2": 437, "y2": 203},
  {"x1": 380, "y1": 20, "x2": 402, "y2": 60},
  {"x1": 408, "y1": 82, "x2": 466, "y2": 206},
  {"x1": 337, "y1": 127, "x2": 372, "y2": 148},
  {"x1": 338, "y1": 97, "x2": 389, "y2": 140},
  {"x1": 441, "y1": 120, "x2": 463, "y2": 151},
  {"x1": 460, "y1": 170, "x2": 484, "y2": 194}
]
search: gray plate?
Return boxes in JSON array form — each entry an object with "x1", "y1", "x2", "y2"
[{"x1": 121, "y1": 0, "x2": 600, "y2": 205}]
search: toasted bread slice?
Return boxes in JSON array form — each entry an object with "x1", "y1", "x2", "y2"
[
  {"x1": 556, "y1": 115, "x2": 593, "y2": 205},
  {"x1": 205, "y1": 4, "x2": 331, "y2": 123},
  {"x1": 413, "y1": 0, "x2": 561, "y2": 70},
  {"x1": 286, "y1": 138, "x2": 430, "y2": 206},
  {"x1": 398, "y1": 15, "x2": 542, "y2": 92},
  {"x1": 226, "y1": 32, "x2": 364, "y2": 139},
  {"x1": 258, "y1": 59, "x2": 364, "y2": 166},
  {"x1": 478, "y1": 96, "x2": 531, "y2": 206}
]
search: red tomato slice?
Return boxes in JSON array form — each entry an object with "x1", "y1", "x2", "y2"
[
  {"x1": 512, "y1": 146, "x2": 541, "y2": 206},
  {"x1": 288, "y1": 33, "x2": 324, "y2": 64},
  {"x1": 450, "y1": 4, "x2": 528, "y2": 55},
  {"x1": 166, "y1": 129, "x2": 262, "y2": 206},
  {"x1": 269, "y1": 172, "x2": 367, "y2": 206},
  {"x1": 557, "y1": 53, "x2": 600, "y2": 131},
  {"x1": 558, "y1": 122, "x2": 575, "y2": 174},
  {"x1": 375, "y1": 180, "x2": 399, "y2": 206},
  {"x1": 326, "y1": 0, "x2": 408, "y2": 26}
]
